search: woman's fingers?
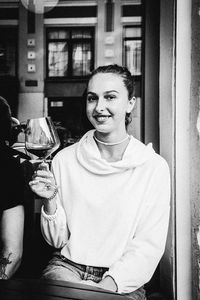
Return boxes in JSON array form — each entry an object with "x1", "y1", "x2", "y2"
[
  {"x1": 37, "y1": 161, "x2": 49, "y2": 171},
  {"x1": 30, "y1": 178, "x2": 57, "y2": 190},
  {"x1": 33, "y1": 170, "x2": 54, "y2": 179},
  {"x1": 29, "y1": 164, "x2": 58, "y2": 198},
  {"x1": 31, "y1": 176, "x2": 53, "y2": 185},
  {"x1": 29, "y1": 179, "x2": 57, "y2": 199}
]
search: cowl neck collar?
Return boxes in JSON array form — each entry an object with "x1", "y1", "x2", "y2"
[{"x1": 76, "y1": 130, "x2": 155, "y2": 175}]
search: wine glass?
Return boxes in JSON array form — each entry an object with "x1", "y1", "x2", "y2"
[{"x1": 25, "y1": 117, "x2": 60, "y2": 162}]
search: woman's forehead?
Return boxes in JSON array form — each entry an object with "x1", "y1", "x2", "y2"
[{"x1": 88, "y1": 73, "x2": 125, "y2": 91}]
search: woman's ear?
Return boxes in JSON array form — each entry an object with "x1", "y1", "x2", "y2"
[{"x1": 127, "y1": 97, "x2": 136, "y2": 113}]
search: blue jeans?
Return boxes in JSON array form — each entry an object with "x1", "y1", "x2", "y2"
[{"x1": 41, "y1": 253, "x2": 146, "y2": 300}]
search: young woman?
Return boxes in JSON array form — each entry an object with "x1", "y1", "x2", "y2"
[{"x1": 29, "y1": 64, "x2": 170, "y2": 299}]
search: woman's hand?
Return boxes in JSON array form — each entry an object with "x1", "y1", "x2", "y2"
[
  {"x1": 82, "y1": 276, "x2": 117, "y2": 292},
  {"x1": 98, "y1": 276, "x2": 117, "y2": 292},
  {"x1": 29, "y1": 162, "x2": 57, "y2": 200}
]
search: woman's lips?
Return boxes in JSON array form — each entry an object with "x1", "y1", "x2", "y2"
[{"x1": 94, "y1": 115, "x2": 111, "y2": 122}]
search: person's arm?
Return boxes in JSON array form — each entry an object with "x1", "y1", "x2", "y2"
[
  {"x1": 0, "y1": 205, "x2": 24, "y2": 279},
  {"x1": 29, "y1": 162, "x2": 69, "y2": 248},
  {"x1": 40, "y1": 196, "x2": 69, "y2": 249},
  {"x1": 97, "y1": 159, "x2": 171, "y2": 294}
]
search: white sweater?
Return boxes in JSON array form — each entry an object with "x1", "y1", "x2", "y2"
[{"x1": 41, "y1": 130, "x2": 170, "y2": 294}]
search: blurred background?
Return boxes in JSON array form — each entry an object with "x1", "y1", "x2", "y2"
[{"x1": 0, "y1": 0, "x2": 152, "y2": 149}]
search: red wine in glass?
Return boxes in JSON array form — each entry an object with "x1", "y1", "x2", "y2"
[
  {"x1": 25, "y1": 117, "x2": 60, "y2": 161},
  {"x1": 25, "y1": 144, "x2": 54, "y2": 159}
]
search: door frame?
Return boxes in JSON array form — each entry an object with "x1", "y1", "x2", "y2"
[{"x1": 159, "y1": 0, "x2": 192, "y2": 299}]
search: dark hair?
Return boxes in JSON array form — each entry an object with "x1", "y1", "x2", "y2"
[
  {"x1": 88, "y1": 64, "x2": 135, "y2": 126},
  {"x1": 0, "y1": 96, "x2": 12, "y2": 142}
]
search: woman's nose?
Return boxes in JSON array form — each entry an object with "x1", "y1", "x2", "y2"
[{"x1": 95, "y1": 98, "x2": 105, "y2": 112}]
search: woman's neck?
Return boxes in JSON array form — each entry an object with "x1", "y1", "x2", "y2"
[{"x1": 93, "y1": 131, "x2": 130, "y2": 162}]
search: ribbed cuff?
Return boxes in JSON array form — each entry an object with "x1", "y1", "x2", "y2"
[{"x1": 41, "y1": 204, "x2": 58, "y2": 221}]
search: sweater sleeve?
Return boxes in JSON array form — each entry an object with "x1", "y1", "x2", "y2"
[
  {"x1": 40, "y1": 200, "x2": 69, "y2": 249},
  {"x1": 40, "y1": 157, "x2": 70, "y2": 249},
  {"x1": 103, "y1": 158, "x2": 171, "y2": 294}
]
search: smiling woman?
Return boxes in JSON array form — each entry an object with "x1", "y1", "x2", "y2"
[
  {"x1": 86, "y1": 65, "x2": 135, "y2": 147},
  {"x1": 29, "y1": 64, "x2": 170, "y2": 300}
]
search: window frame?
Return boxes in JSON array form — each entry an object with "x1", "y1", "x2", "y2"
[
  {"x1": 123, "y1": 25, "x2": 142, "y2": 78},
  {"x1": 46, "y1": 27, "x2": 95, "y2": 80},
  {"x1": 0, "y1": 26, "x2": 18, "y2": 78}
]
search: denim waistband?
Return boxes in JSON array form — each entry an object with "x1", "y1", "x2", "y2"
[{"x1": 55, "y1": 252, "x2": 109, "y2": 276}]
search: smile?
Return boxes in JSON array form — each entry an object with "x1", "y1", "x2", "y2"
[{"x1": 94, "y1": 115, "x2": 111, "y2": 122}]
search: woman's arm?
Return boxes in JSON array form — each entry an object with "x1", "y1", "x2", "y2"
[
  {"x1": 0, "y1": 205, "x2": 24, "y2": 279},
  {"x1": 29, "y1": 162, "x2": 68, "y2": 248},
  {"x1": 40, "y1": 197, "x2": 69, "y2": 249},
  {"x1": 99, "y1": 159, "x2": 171, "y2": 294}
]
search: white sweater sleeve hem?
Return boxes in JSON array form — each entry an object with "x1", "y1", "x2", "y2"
[
  {"x1": 40, "y1": 202, "x2": 68, "y2": 248},
  {"x1": 102, "y1": 271, "x2": 131, "y2": 294},
  {"x1": 41, "y1": 204, "x2": 58, "y2": 221},
  {"x1": 102, "y1": 268, "x2": 147, "y2": 294},
  {"x1": 102, "y1": 273, "x2": 119, "y2": 293}
]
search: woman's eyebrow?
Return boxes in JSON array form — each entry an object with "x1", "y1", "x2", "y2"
[
  {"x1": 87, "y1": 91, "x2": 97, "y2": 95},
  {"x1": 87, "y1": 90, "x2": 119, "y2": 95},
  {"x1": 104, "y1": 90, "x2": 119, "y2": 94}
]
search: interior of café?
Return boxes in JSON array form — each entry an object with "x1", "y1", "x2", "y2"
[{"x1": 0, "y1": 0, "x2": 199, "y2": 299}]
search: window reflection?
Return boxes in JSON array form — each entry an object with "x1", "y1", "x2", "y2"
[
  {"x1": 0, "y1": 28, "x2": 17, "y2": 77},
  {"x1": 72, "y1": 43, "x2": 91, "y2": 76},
  {"x1": 48, "y1": 30, "x2": 69, "y2": 39},
  {"x1": 123, "y1": 26, "x2": 142, "y2": 76},
  {"x1": 48, "y1": 42, "x2": 68, "y2": 77},
  {"x1": 47, "y1": 28, "x2": 94, "y2": 78},
  {"x1": 125, "y1": 40, "x2": 141, "y2": 76},
  {"x1": 71, "y1": 29, "x2": 92, "y2": 39}
]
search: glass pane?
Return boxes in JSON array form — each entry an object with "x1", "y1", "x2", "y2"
[
  {"x1": 125, "y1": 40, "x2": 142, "y2": 76},
  {"x1": 48, "y1": 30, "x2": 69, "y2": 39},
  {"x1": 0, "y1": 40, "x2": 16, "y2": 76},
  {"x1": 71, "y1": 29, "x2": 92, "y2": 39},
  {"x1": 48, "y1": 42, "x2": 68, "y2": 77},
  {"x1": 72, "y1": 43, "x2": 91, "y2": 76},
  {"x1": 125, "y1": 27, "x2": 141, "y2": 38}
]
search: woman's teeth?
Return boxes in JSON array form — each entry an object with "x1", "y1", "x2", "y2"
[{"x1": 95, "y1": 116, "x2": 110, "y2": 122}]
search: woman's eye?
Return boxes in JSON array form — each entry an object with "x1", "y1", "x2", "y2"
[
  {"x1": 105, "y1": 94, "x2": 116, "y2": 101},
  {"x1": 87, "y1": 96, "x2": 97, "y2": 102}
]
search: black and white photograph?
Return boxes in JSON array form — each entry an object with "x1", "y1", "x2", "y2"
[{"x1": 0, "y1": 1, "x2": 197, "y2": 300}]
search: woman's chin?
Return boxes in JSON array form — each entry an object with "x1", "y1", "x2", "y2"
[{"x1": 94, "y1": 126, "x2": 111, "y2": 134}]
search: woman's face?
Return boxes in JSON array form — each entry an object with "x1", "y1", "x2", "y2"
[{"x1": 86, "y1": 73, "x2": 134, "y2": 136}]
